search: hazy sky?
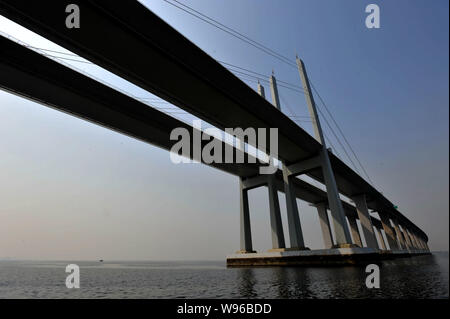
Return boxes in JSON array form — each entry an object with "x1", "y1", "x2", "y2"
[{"x1": 0, "y1": 0, "x2": 448, "y2": 260}]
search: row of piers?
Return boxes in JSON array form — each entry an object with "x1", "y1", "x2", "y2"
[{"x1": 228, "y1": 56, "x2": 429, "y2": 266}]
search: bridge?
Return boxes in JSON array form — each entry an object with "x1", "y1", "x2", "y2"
[{"x1": 0, "y1": 1, "x2": 430, "y2": 266}]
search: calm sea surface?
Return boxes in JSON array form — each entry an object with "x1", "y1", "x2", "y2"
[{"x1": 0, "y1": 252, "x2": 448, "y2": 299}]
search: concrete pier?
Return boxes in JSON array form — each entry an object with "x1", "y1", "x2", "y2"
[
  {"x1": 401, "y1": 225, "x2": 414, "y2": 250},
  {"x1": 315, "y1": 203, "x2": 334, "y2": 248},
  {"x1": 296, "y1": 56, "x2": 353, "y2": 247},
  {"x1": 380, "y1": 214, "x2": 399, "y2": 250},
  {"x1": 392, "y1": 219, "x2": 407, "y2": 249},
  {"x1": 238, "y1": 177, "x2": 254, "y2": 253},
  {"x1": 348, "y1": 216, "x2": 362, "y2": 247},
  {"x1": 267, "y1": 175, "x2": 286, "y2": 249},
  {"x1": 282, "y1": 166, "x2": 307, "y2": 249},
  {"x1": 375, "y1": 227, "x2": 387, "y2": 250},
  {"x1": 352, "y1": 194, "x2": 378, "y2": 248},
  {"x1": 269, "y1": 76, "x2": 307, "y2": 250}
]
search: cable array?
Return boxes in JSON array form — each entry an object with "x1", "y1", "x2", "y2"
[{"x1": 158, "y1": 0, "x2": 374, "y2": 185}]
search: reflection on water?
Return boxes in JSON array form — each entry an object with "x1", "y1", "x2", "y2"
[
  {"x1": 237, "y1": 268, "x2": 257, "y2": 298},
  {"x1": 0, "y1": 253, "x2": 447, "y2": 298}
]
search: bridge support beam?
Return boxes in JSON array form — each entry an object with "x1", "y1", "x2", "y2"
[
  {"x1": 240, "y1": 173, "x2": 287, "y2": 250},
  {"x1": 267, "y1": 175, "x2": 286, "y2": 249},
  {"x1": 410, "y1": 230, "x2": 421, "y2": 250},
  {"x1": 314, "y1": 202, "x2": 334, "y2": 248},
  {"x1": 319, "y1": 150, "x2": 353, "y2": 246},
  {"x1": 282, "y1": 167, "x2": 306, "y2": 249},
  {"x1": 423, "y1": 240, "x2": 429, "y2": 251},
  {"x1": 420, "y1": 237, "x2": 429, "y2": 251},
  {"x1": 348, "y1": 216, "x2": 362, "y2": 247},
  {"x1": 401, "y1": 226, "x2": 413, "y2": 250},
  {"x1": 392, "y1": 219, "x2": 407, "y2": 250},
  {"x1": 415, "y1": 235, "x2": 423, "y2": 249},
  {"x1": 374, "y1": 227, "x2": 387, "y2": 250},
  {"x1": 352, "y1": 194, "x2": 378, "y2": 248},
  {"x1": 296, "y1": 56, "x2": 352, "y2": 247},
  {"x1": 265, "y1": 79, "x2": 306, "y2": 250},
  {"x1": 417, "y1": 234, "x2": 427, "y2": 250},
  {"x1": 421, "y1": 238, "x2": 428, "y2": 250},
  {"x1": 379, "y1": 214, "x2": 399, "y2": 250},
  {"x1": 411, "y1": 231, "x2": 421, "y2": 250},
  {"x1": 414, "y1": 233, "x2": 424, "y2": 249},
  {"x1": 419, "y1": 235, "x2": 429, "y2": 251},
  {"x1": 238, "y1": 177, "x2": 254, "y2": 253}
]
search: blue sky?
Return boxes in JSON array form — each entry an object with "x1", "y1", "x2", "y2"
[{"x1": 0, "y1": 0, "x2": 448, "y2": 259}]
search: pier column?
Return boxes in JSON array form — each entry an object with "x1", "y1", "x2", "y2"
[
  {"x1": 414, "y1": 233, "x2": 423, "y2": 250},
  {"x1": 374, "y1": 227, "x2": 387, "y2": 250},
  {"x1": 417, "y1": 235, "x2": 425, "y2": 250},
  {"x1": 282, "y1": 167, "x2": 306, "y2": 249},
  {"x1": 379, "y1": 213, "x2": 398, "y2": 250},
  {"x1": 267, "y1": 175, "x2": 286, "y2": 249},
  {"x1": 410, "y1": 231, "x2": 420, "y2": 249},
  {"x1": 297, "y1": 56, "x2": 352, "y2": 247},
  {"x1": 419, "y1": 237, "x2": 429, "y2": 251},
  {"x1": 422, "y1": 238, "x2": 428, "y2": 251},
  {"x1": 392, "y1": 219, "x2": 407, "y2": 249},
  {"x1": 239, "y1": 178, "x2": 254, "y2": 253},
  {"x1": 267, "y1": 78, "x2": 306, "y2": 250},
  {"x1": 352, "y1": 194, "x2": 378, "y2": 248},
  {"x1": 314, "y1": 202, "x2": 334, "y2": 248},
  {"x1": 420, "y1": 238, "x2": 428, "y2": 250},
  {"x1": 408, "y1": 229, "x2": 419, "y2": 250},
  {"x1": 418, "y1": 237, "x2": 425, "y2": 250},
  {"x1": 401, "y1": 226, "x2": 413, "y2": 250},
  {"x1": 412, "y1": 232, "x2": 422, "y2": 250},
  {"x1": 348, "y1": 216, "x2": 362, "y2": 247}
]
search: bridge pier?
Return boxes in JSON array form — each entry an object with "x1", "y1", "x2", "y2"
[
  {"x1": 408, "y1": 230, "x2": 420, "y2": 250},
  {"x1": 314, "y1": 202, "x2": 334, "y2": 248},
  {"x1": 238, "y1": 174, "x2": 287, "y2": 251},
  {"x1": 379, "y1": 214, "x2": 399, "y2": 250},
  {"x1": 413, "y1": 231, "x2": 426, "y2": 250},
  {"x1": 264, "y1": 79, "x2": 307, "y2": 251},
  {"x1": 421, "y1": 237, "x2": 429, "y2": 251},
  {"x1": 418, "y1": 236, "x2": 426, "y2": 250},
  {"x1": 238, "y1": 177, "x2": 255, "y2": 253},
  {"x1": 296, "y1": 56, "x2": 353, "y2": 247},
  {"x1": 374, "y1": 227, "x2": 387, "y2": 250},
  {"x1": 407, "y1": 230, "x2": 417, "y2": 250},
  {"x1": 282, "y1": 167, "x2": 307, "y2": 249},
  {"x1": 401, "y1": 225, "x2": 413, "y2": 250},
  {"x1": 267, "y1": 175, "x2": 286, "y2": 249},
  {"x1": 348, "y1": 216, "x2": 362, "y2": 247},
  {"x1": 414, "y1": 233, "x2": 424, "y2": 250},
  {"x1": 352, "y1": 194, "x2": 378, "y2": 248},
  {"x1": 392, "y1": 219, "x2": 407, "y2": 250}
]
